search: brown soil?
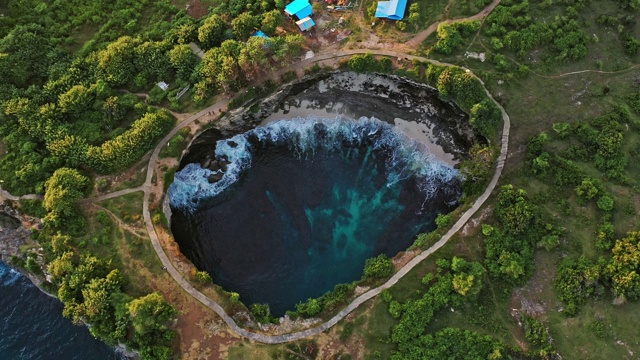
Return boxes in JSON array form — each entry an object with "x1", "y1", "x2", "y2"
[
  {"x1": 177, "y1": 0, "x2": 210, "y2": 19},
  {"x1": 393, "y1": 250, "x2": 418, "y2": 270},
  {"x1": 179, "y1": 306, "x2": 240, "y2": 360}
]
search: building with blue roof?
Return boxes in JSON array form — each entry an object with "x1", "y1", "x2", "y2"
[
  {"x1": 374, "y1": 0, "x2": 407, "y2": 20},
  {"x1": 252, "y1": 30, "x2": 269, "y2": 38},
  {"x1": 285, "y1": 0, "x2": 313, "y2": 20},
  {"x1": 296, "y1": 17, "x2": 316, "y2": 31}
]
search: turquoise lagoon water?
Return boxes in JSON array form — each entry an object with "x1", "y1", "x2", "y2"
[{"x1": 170, "y1": 117, "x2": 461, "y2": 316}]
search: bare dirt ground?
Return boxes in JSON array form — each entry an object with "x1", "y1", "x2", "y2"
[
  {"x1": 178, "y1": 0, "x2": 210, "y2": 19},
  {"x1": 509, "y1": 252, "x2": 558, "y2": 321}
]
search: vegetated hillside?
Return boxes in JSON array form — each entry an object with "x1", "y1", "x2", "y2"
[
  {"x1": 2, "y1": 0, "x2": 640, "y2": 357},
  {"x1": 337, "y1": 1, "x2": 640, "y2": 359},
  {"x1": 0, "y1": 0, "x2": 309, "y2": 359}
]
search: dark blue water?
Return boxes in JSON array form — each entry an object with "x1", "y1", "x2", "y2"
[
  {"x1": 0, "y1": 260, "x2": 123, "y2": 360},
  {"x1": 171, "y1": 118, "x2": 461, "y2": 316}
]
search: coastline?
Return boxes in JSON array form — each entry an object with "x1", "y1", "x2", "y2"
[{"x1": 0, "y1": 201, "x2": 140, "y2": 360}]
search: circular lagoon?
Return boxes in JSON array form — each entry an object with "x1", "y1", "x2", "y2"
[{"x1": 169, "y1": 72, "x2": 481, "y2": 316}]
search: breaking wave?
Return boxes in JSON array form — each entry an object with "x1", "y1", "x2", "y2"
[{"x1": 169, "y1": 116, "x2": 460, "y2": 212}]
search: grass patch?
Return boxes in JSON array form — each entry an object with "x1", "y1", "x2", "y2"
[
  {"x1": 546, "y1": 300, "x2": 640, "y2": 358},
  {"x1": 362, "y1": 299, "x2": 397, "y2": 358},
  {"x1": 163, "y1": 166, "x2": 177, "y2": 193},
  {"x1": 410, "y1": 0, "x2": 450, "y2": 31},
  {"x1": 114, "y1": 167, "x2": 147, "y2": 191},
  {"x1": 160, "y1": 128, "x2": 191, "y2": 158},
  {"x1": 449, "y1": 0, "x2": 493, "y2": 18},
  {"x1": 98, "y1": 192, "x2": 144, "y2": 224}
]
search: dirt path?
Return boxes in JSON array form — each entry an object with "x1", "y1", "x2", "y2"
[
  {"x1": 80, "y1": 187, "x2": 143, "y2": 204},
  {"x1": 0, "y1": 186, "x2": 42, "y2": 202},
  {"x1": 405, "y1": 0, "x2": 501, "y2": 48},
  {"x1": 137, "y1": 49, "x2": 511, "y2": 344},
  {"x1": 189, "y1": 42, "x2": 205, "y2": 59},
  {"x1": 90, "y1": 204, "x2": 148, "y2": 239}
]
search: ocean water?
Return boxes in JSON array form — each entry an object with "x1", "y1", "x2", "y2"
[
  {"x1": 170, "y1": 117, "x2": 461, "y2": 315},
  {"x1": 0, "y1": 260, "x2": 123, "y2": 360}
]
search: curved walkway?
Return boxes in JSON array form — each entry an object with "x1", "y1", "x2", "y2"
[{"x1": 139, "y1": 50, "x2": 511, "y2": 343}]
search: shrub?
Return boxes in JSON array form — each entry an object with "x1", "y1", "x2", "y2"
[
  {"x1": 434, "y1": 20, "x2": 481, "y2": 54},
  {"x1": 363, "y1": 254, "x2": 394, "y2": 279},
  {"x1": 346, "y1": 54, "x2": 392, "y2": 73},
  {"x1": 435, "y1": 213, "x2": 452, "y2": 228},
  {"x1": 596, "y1": 194, "x2": 614, "y2": 211},
  {"x1": 554, "y1": 256, "x2": 601, "y2": 316},
  {"x1": 193, "y1": 270, "x2": 212, "y2": 284},
  {"x1": 25, "y1": 257, "x2": 42, "y2": 275},
  {"x1": 522, "y1": 314, "x2": 552, "y2": 350},
  {"x1": 250, "y1": 303, "x2": 275, "y2": 324},
  {"x1": 229, "y1": 292, "x2": 240, "y2": 304}
]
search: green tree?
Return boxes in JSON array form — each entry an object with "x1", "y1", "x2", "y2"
[
  {"x1": 51, "y1": 233, "x2": 72, "y2": 255},
  {"x1": 199, "y1": 40, "x2": 243, "y2": 91},
  {"x1": 469, "y1": 99, "x2": 502, "y2": 139},
  {"x1": 261, "y1": 9, "x2": 284, "y2": 36},
  {"x1": 607, "y1": 232, "x2": 640, "y2": 300},
  {"x1": 364, "y1": 254, "x2": 394, "y2": 278},
  {"x1": 102, "y1": 96, "x2": 125, "y2": 129},
  {"x1": 0, "y1": 24, "x2": 55, "y2": 88},
  {"x1": 134, "y1": 41, "x2": 172, "y2": 82},
  {"x1": 168, "y1": 45, "x2": 199, "y2": 80},
  {"x1": 495, "y1": 185, "x2": 535, "y2": 235},
  {"x1": 48, "y1": 251, "x2": 76, "y2": 282},
  {"x1": 194, "y1": 270, "x2": 212, "y2": 284},
  {"x1": 94, "y1": 36, "x2": 141, "y2": 87},
  {"x1": 58, "y1": 84, "x2": 94, "y2": 117},
  {"x1": 87, "y1": 110, "x2": 175, "y2": 173},
  {"x1": 555, "y1": 256, "x2": 601, "y2": 316},
  {"x1": 173, "y1": 23, "x2": 198, "y2": 44},
  {"x1": 450, "y1": 256, "x2": 485, "y2": 298},
  {"x1": 128, "y1": 292, "x2": 177, "y2": 360},
  {"x1": 198, "y1": 14, "x2": 226, "y2": 50},
  {"x1": 250, "y1": 303, "x2": 273, "y2": 323},
  {"x1": 574, "y1": 177, "x2": 600, "y2": 201},
  {"x1": 390, "y1": 327, "x2": 505, "y2": 360},
  {"x1": 46, "y1": 135, "x2": 89, "y2": 168},
  {"x1": 238, "y1": 37, "x2": 269, "y2": 81},
  {"x1": 43, "y1": 168, "x2": 91, "y2": 230},
  {"x1": 498, "y1": 251, "x2": 525, "y2": 280},
  {"x1": 78, "y1": 270, "x2": 127, "y2": 342},
  {"x1": 232, "y1": 12, "x2": 260, "y2": 40},
  {"x1": 408, "y1": 3, "x2": 421, "y2": 31},
  {"x1": 597, "y1": 194, "x2": 614, "y2": 211}
]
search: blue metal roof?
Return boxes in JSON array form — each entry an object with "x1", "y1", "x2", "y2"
[
  {"x1": 296, "y1": 4, "x2": 313, "y2": 19},
  {"x1": 374, "y1": 0, "x2": 407, "y2": 20},
  {"x1": 285, "y1": 0, "x2": 313, "y2": 19},
  {"x1": 296, "y1": 17, "x2": 316, "y2": 31},
  {"x1": 253, "y1": 30, "x2": 269, "y2": 38}
]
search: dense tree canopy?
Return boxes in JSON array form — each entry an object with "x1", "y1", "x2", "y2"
[
  {"x1": 198, "y1": 14, "x2": 227, "y2": 50},
  {"x1": 42, "y1": 167, "x2": 90, "y2": 230}
]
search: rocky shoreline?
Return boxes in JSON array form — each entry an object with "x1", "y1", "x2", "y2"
[
  {"x1": 179, "y1": 70, "x2": 483, "y2": 171},
  {"x1": 0, "y1": 203, "x2": 37, "y2": 265},
  {"x1": 0, "y1": 203, "x2": 140, "y2": 359}
]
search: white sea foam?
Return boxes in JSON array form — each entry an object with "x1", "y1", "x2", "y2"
[{"x1": 169, "y1": 117, "x2": 460, "y2": 212}]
